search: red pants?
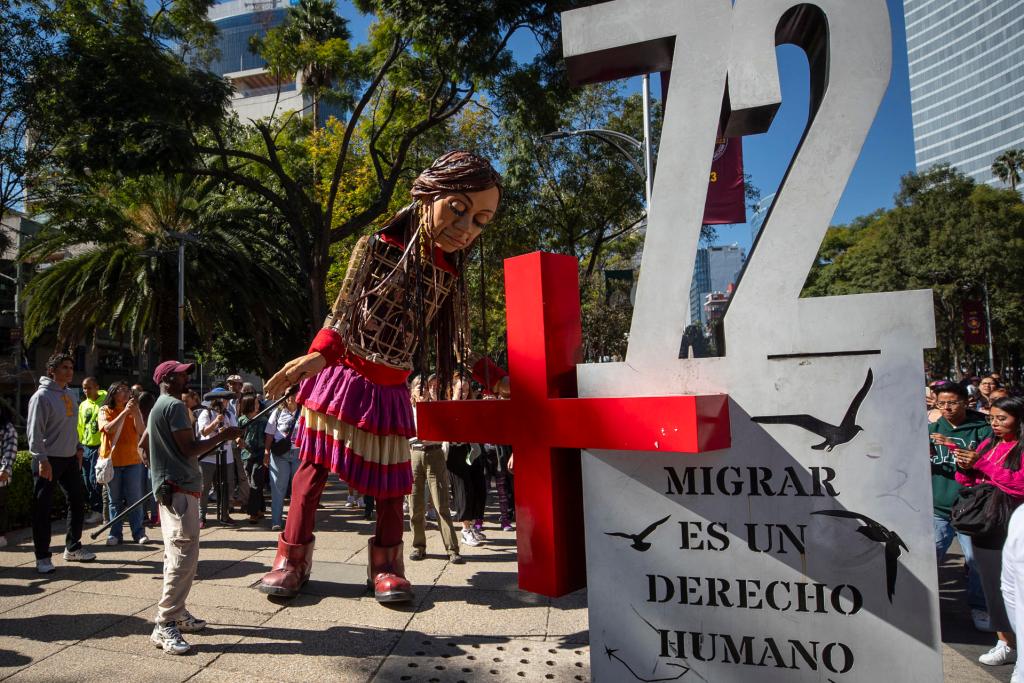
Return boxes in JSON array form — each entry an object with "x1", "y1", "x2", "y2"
[{"x1": 282, "y1": 461, "x2": 404, "y2": 547}]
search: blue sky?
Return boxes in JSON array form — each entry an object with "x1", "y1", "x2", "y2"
[{"x1": 336, "y1": 0, "x2": 916, "y2": 252}]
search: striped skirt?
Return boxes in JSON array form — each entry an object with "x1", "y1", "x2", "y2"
[{"x1": 293, "y1": 363, "x2": 414, "y2": 499}]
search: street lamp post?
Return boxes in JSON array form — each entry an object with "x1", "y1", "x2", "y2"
[
  {"x1": 541, "y1": 128, "x2": 648, "y2": 210},
  {"x1": 142, "y1": 231, "x2": 199, "y2": 363}
]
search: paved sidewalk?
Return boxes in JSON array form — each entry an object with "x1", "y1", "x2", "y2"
[
  {"x1": 0, "y1": 484, "x2": 587, "y2": 682},
  {"x1": 0, "y1": 484, "x2": 1012, "y2": 681}
]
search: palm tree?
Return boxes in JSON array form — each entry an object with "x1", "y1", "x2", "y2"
[
  {"x1": 287, "y1": 0, "x2": 350, "y2": 130},
  {"x1": 992, "y1": 149, "x2": 1024, "y2": 191},
  {"x1": 20, "y1": 174, "x2": 306, "y2": 371}
]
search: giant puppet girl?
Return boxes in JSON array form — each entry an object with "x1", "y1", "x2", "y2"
[{"x1": 259, "y1": 151, "x2": 504, "y2": 602}]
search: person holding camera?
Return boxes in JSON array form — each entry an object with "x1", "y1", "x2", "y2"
[
  {"x1": 196, "y1": 388, "x2": 238, "y2": 526},
  {"x1": 147, "y1": 360, "x2": 241, "y2": 655},
  {"x1": 264, "y1": 393, "x2": 299, "y2": 532}
]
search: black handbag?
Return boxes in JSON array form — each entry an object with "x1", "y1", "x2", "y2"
[
  {"x1": 270, "y1": 410, "x2": 297, "y2": 456},
  {"x1": 951, "y1": 483, "x2": 1019, "y2": 538}
]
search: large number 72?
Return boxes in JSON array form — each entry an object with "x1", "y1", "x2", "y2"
[{"x1": 563, "y1": 0, "x2": 933, "y2": 381}]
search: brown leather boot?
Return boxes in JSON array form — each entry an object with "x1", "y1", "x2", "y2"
[
  {"x1": 258, "y1": 534, "x2": 314, "y2": 598},
  {"x1": 367, "y1": 539, "x2": 413, "y2": 603}
]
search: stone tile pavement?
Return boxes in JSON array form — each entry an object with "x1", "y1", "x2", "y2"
[
  {"x1": 0, "y1": 484, "x2": 1009, "y2": 681},
  {"x1": 0, "y1": 484, "x2": 586, "y2": 682}
]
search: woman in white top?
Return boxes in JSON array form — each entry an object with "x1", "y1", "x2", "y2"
[
  {"x1": 196, "y1": 389, "x2": 238, "y2": 526},
  {"x1": 264, "y1": 394, "x2": 299, "y2": 532}
]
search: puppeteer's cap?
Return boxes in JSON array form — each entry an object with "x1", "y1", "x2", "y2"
[
  {"x1": 153, "y1": 360, "x2": 195, "y2": 385},
  {"x1": 226, "y1": 374, "x2": 243, "y2": 383}
]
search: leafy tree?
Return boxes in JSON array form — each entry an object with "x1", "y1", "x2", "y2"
[
  {"x1": 0, "y1": 0, "x2": 50, "y2": 221},
  {"x1": 253, "y1": 0, "x2": 352, "y2": 131},
  {"x1": 992, "y1": 148, "x2": 1024, "y2": 192},
  {"x1": 29, "y1": 0, "x2": 578, "y2": 334},
  {"x1": 803, "y1": 165, "x2": 1024, "y2": 379},
  {"x1": 20, "y1": 174, "x2": 306, "y2": 372}
]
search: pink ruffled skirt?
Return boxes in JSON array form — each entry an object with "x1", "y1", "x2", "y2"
[{"x1": 294, "y1": 363, "x2": 413, "y2": 499}]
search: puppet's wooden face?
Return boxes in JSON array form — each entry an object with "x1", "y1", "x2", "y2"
[{"x1": 427, "y1": 186, "x2": 500, "y2": 253}]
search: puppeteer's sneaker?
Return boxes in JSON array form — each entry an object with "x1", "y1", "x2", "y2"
[
  {"x1": 151, "y1": 623, "x2": 191, "y2": 655},
  {"x1": 84, "y1": 511, "x2": 102, "y2": 525},
  {"x1": 63, "y1": 547, "x2": 96, "y2": 562},
  {"x1": 460, "y1": 529, "x2": 481, "y2": 547},
  {"x1": 36, "y1": 558, "x2": 55, "y2": 574},
  {"x1": 135, "y1": 535, "x2": 151, "y2": 545},
  {"x1": 973, "y1": 608, "x2": 995, "y2": 632},
  {"x1": 176, "y1": 610, "x2": 208, "y2": 633},
  {"x1": 979, "y1": 640, "x2": 1016, "y2": 666},
  {"x1": 106, "y1": 537, "x2": 120, "y2": 546}
]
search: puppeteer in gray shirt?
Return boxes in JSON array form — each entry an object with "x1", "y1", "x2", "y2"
[{"x1": 147, "y1": 394, "x2": 203, "y2": 496}]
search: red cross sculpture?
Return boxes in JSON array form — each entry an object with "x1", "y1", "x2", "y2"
[{"x1": 417, "y1": 252, "x2": 731, "y2": 597}]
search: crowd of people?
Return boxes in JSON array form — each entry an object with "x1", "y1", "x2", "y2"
[
  {"x1": 0, "y1": 351, "x2": 517, "y2": 654},
  {"x1": 929, "y1": 372, "x2": 1024, "y2": 682}
]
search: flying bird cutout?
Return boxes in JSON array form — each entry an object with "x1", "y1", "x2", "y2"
[
  {"x1": 752, "y1": 368, "x2": 874, "y2": 452},
  {"x1": 605, "y1": 515, "x2": 671, "y2": 552},
  {"x1": 813, "y1": 508, "x2": 909, "y2": 603}
]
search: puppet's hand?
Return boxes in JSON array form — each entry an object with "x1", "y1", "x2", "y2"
[{"x1": 265, "y1": 353, "x2": 326, "y2": 399}]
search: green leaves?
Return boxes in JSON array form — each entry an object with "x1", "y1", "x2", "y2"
[{"x1": 804, "y1": 164, "x2": 1024, "y2": 375}]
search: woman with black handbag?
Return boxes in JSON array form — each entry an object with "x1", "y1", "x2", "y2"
[{"x1": 955, "y1": 397, "x2": 1024, "y2": 670}]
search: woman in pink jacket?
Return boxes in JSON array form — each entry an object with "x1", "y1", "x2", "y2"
[{"x1": 956, "y1": 396, "x2": 1024, "y2": 669}]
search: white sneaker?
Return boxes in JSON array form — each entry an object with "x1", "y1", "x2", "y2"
[
  {"x1": 106, "y1": 537, "x2": 119, "y2": 546},
  {"x1": 973, "y1": 608, "x2": 994, "y2": 632},
  {"x1": 136, "y1": 535, "x2": 151, "y2": 545},
  {"x1": 344, "y1": 496, "x2": 356, "y2": 508},
  {"x1": 460, "y1": 529, "x2": 481, "y2": 547},
  {"x1": 84, "y1": 511, "x2": 102, "y2": 524},
  {"x1": 176, "y1": 610, "x2": 208, "y2": 633},
  {"x1": 62, "y1": 547, "x2": 96, "y2": 562},
  {"x1": 980, "y1": 640, "x2": 1016, "y2": 666},
  {"x1": 151, "y1": 623, "x2": 191, "y2": 655},
  {"x1": 36, "y1": 558, "x2": 55, "y2": 574}
]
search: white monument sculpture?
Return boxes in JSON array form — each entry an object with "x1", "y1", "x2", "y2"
[{"x1": 562, "y1": 0, "x2": 942, "y2": 680}]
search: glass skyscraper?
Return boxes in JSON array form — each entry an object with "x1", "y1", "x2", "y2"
[{"x1": 902, "y1": 0, "x2": 1024, "y2": 185}]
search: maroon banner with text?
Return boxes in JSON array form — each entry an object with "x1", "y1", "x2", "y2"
[
  {"x1": 660, "y1": 71, "x2": 746, "y2": 225},
  {"x1": 963, "y1": 300, "x2": 987, "y2": 345},
  {"x1": 704, "y1": 133, "x2": 746, "y2": 225}
]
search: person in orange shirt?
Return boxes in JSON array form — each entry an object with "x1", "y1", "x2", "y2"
[{"x1": 99, "y1": 381, "x2": 149, "y2": 545}]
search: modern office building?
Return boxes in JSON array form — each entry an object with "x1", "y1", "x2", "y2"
[
  {"x1": 208, "y1": 0, "x2": 305, "y2": 120},
  {"x1": 688, "y1": 243, "x2": 745, "y2": 328},
  {"x1": 903, "y1": 0, "x2": 1024, "y2": 185}
]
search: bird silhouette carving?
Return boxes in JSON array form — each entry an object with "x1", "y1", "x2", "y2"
[
  {"x1": 752, "y1": 368, "x2": 873, "y2": 452},
  {"x1": 813, "y1": 509, "x2": 909, "y2": 603},
  {"x1": 605, "y1": 515, "x2": 671, "y2": 552}
]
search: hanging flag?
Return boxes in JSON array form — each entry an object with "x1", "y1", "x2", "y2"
[
  {"x1": 659, "y1": 71, "x2": 746, "y2": 225},
  {"x1": 963, "y1": 300, "x2": 987, "y2": 345},
  {"x1": 703, "y1": 132, "x2": 746, "y2": 225}
]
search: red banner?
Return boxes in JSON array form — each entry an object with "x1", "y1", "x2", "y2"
[
  {"x1": 963, "y1": 300, "x2": 987, "y2": 345},
  {"x1": 703, "y1": 133, "x2": 746, "y2": 225},
  {"x1": 659, "y1": 71, "x2": 746, "y2": 225}
]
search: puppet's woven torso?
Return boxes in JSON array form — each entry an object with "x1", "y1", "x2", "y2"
[{"x1": 323, "y1": 234, "x2": 456, "y2": 371}]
